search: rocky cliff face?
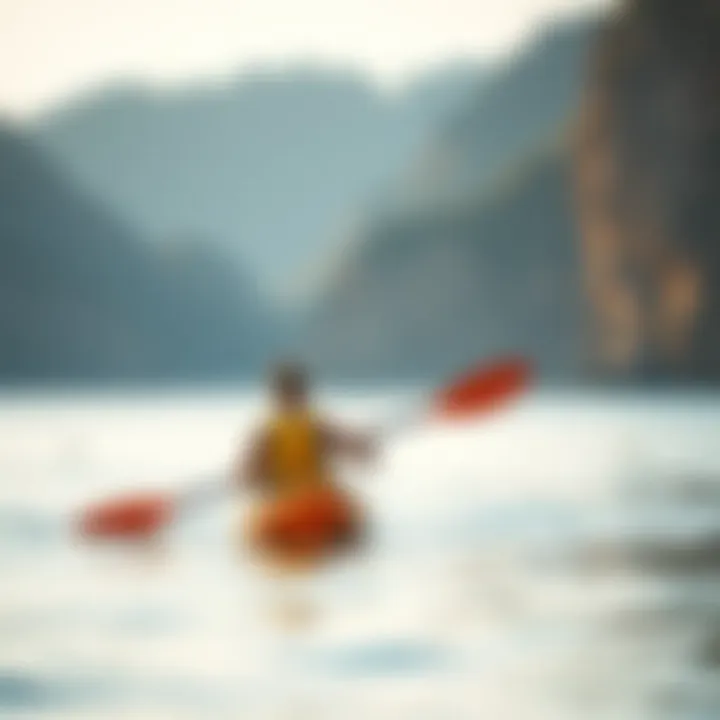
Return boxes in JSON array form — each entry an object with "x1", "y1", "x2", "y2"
[{"x1": 575, "y1": 0, "x2": 720, "y2": 381}]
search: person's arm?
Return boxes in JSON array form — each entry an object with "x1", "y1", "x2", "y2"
[
  {"x1": 321, "y1": 422, "x2": 376, "y2": 462},
  {"x1": 235, "y1": 427, "x2": 269, "y2": 493}
]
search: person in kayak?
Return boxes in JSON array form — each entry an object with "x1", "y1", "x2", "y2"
[{"x1": 237, "y1": 361, "x2": 374, "y2": 570}]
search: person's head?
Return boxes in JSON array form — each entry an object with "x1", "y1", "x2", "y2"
[{"x1": 269, "y1": 360, "x2": 310, "y2": 410}]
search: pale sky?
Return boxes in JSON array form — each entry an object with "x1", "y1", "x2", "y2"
[{"x1": 0, "y1": 0, "x2": 612, "y2": 119}]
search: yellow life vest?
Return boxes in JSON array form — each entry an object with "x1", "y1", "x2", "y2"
[{"x1": 265, "y1": 410, "x2": 329, "y2": 496}]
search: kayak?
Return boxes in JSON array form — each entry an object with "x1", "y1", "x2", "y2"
[{"x1": 245, "y1": 486, "x2": 364, "y2": 570}]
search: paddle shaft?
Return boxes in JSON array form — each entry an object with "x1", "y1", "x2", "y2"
[
  {"x1": 78, "y1": 357, "x2": 531, "y2": 539},
  {"x1": 173, "y1": 400, "x2": 426, "y2": 510}
]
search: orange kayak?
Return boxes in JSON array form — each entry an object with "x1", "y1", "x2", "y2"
[{"x1": 247, "y1": 487, "x2": 364, "y2": 568}]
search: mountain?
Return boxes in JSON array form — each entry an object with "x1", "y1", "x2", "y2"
[
  {"x1": 303, "y1": 142, "x2": 585, "y2": 380},
  {"x1": 302, "y1": 19, "x2": 597, "y2": 380},
  {"x1": 384, "y1": 19, "x2": 597, "y2": 216},
  {"x1": 576, "y1": 0, "x2": 720, "y2": 382},
  {"x1": 0, "y1": 124, "x2": 272, "y2": 382},
  {"x1": 32, "y1": 64, "x2": 484, "y2": 294}
]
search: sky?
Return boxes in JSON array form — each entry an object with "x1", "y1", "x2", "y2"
[{"x1": 0, "y1": 0, "x2": 613, "y2": 119}]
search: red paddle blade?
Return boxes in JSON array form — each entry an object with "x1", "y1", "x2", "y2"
[
  {"x1": 433, "y1": 357, "x2": 532, "y2": 420},
  {"x1": 78, "y1": 492, "x2": 175, "y2": 540}
]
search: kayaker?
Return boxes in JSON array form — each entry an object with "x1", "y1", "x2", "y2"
[{"x1": 237, "y1": 361, "x2": 374, "y2": 569}]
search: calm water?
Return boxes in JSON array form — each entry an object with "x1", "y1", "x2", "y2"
[{"x1": 1, "y1": 389, "x2": 720, "y2": 719}]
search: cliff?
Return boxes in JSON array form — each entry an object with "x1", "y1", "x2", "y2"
[{"x1": 575, "y1": 0, "x2": 720, "y2": 381}]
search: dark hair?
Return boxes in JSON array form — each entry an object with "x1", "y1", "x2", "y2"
[{"x1": 270, "y1": 360, "x2": 309, "y2": 399}]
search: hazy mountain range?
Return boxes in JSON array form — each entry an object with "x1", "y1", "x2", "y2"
[
  {"x1": 33, "y1": 63, "x2": 484, "y2": 295},
  {"x1": 0, "y1": 60, "x2": 487, "y2": 382},
  {"x1": 0, "y1": 16, "x2": 602, "y2": 383},
  {"x1": 13, "y1": 7, "x2": 711, "y2": 385},
  {"x1": 0, "y1": 123, "x2": 272, "y2": 382}
]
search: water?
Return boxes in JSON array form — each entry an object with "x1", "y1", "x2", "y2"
[{"x1": 1, "y1": 389, "x2": 720, "y2": 719}]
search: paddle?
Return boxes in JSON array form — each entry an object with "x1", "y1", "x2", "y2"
[{"x1": 76, "y1": 356, "x2": 532, "y2": 541}]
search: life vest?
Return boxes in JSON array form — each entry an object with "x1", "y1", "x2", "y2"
[{"x1": 264, "y1": 410, "x2": 329, "y2": 496}]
